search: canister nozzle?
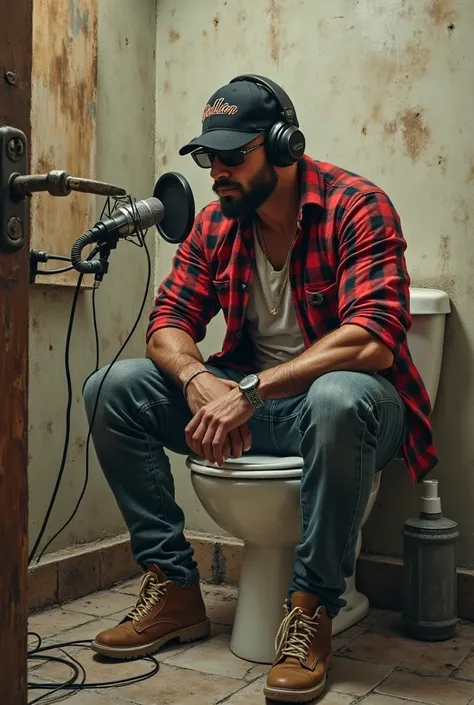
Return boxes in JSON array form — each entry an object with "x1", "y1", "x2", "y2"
[{"x1": 421, "y1": 479, "x2": 442, "y2": 515}]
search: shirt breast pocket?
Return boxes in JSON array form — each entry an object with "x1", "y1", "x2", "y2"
[
  {"x1": 213, "y1": 279, "x2": 231, "y2": 319},
  {"x1": 304, "y1": 281, "x2": 340, "y2": 340}
]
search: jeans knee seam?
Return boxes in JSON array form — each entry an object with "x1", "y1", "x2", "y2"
[
  {"x1": 146, "y1": 432, "x2": 171, "y2": 527},
  {"x1": 335, "y1": 398, "x2": 404, "y2": 586},
  {"x1": 145, "y1": 432, "x2": 194, "y2": 588},
  {"x1": 371, "y1": 397, "x2": 404, "y2": 410},
  {"x1": 336, "y1": 405, "x2": 373, "y2": 590},
  {"x1": 337, "y1": 396, "x2": 399, "y2": 572},
  {"x1": 269, "y1": 401, "x2": 280, "y2": 452},
  {"x1": 139, "y1": 398, "x2": 175, "y2": 416}
]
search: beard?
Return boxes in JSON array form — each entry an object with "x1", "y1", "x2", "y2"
[{"x1": 212, "y1": 163, "x2": 278, "y2": 219}]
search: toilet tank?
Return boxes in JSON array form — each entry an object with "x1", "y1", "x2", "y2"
[{"x1": 407, "y1": 287, "x2": 451, "y2": 406}]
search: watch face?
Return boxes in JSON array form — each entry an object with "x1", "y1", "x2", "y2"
[{"x1": 240, "y1": 374, "x2": 259, "y2": 391}]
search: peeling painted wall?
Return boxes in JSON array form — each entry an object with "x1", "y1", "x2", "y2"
[
  {"x1": 155, "y1": 0, "x2": 474, "y2": 563},
  {"x1": 30, "y1": 0, "x2": 98, "y2": 287},
  {"x1": 28, "y1": 0, "x2": 157, "y2": 555}
]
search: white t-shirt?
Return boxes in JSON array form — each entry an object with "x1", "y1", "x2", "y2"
[{"x1": 246, "y1": 224, "x2": 305, "y2": 371}]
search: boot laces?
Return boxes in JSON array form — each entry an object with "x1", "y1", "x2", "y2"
[
  {"x1": 126, "y1": 572, "x2": 167, "y2": 622},
  {"x1": 275, "y1": 605, "x2": 320, "y2": 661}
]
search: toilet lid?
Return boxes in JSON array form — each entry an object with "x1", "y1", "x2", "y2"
[{"x1": 186, "y1": 453, "x2": 304, "y2": 479}]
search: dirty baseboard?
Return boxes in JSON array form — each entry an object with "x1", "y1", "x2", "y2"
[
  {"x1": 27, "y1": 531, "x2": 243, "y2": 612},
  {"x1": 27, "y1": 534, "x2": 142, "y2": 612},
  {"x1": 28, "y1": 532, "x2": 474, "y2": 622}
]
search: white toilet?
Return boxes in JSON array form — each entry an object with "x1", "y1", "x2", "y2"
[{"x1": 187, "y1": 286, "x2": 450, "y2": 664}]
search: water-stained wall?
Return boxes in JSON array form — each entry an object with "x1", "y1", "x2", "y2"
[
  {"x1": 154, "y1": 0, "x2": 474, "y2": 563},
  {"x1": 28, "y1": 0, "x2": 156, "y2": 556},
  {"x1": 30, "y1": 0, "x2": 98, "y2": 287}
]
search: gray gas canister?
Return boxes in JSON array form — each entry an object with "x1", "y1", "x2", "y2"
[{"x1": 402, "y1": 479, "x2": 459, "y2": 641}]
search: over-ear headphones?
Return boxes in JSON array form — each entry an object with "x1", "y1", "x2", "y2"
[{"x1": 230, "y1": 73, "x2": 306, "y2": 167}]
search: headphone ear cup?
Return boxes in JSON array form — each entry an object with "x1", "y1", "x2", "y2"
[
  {"x1": 266, "y1": 122, "x2": 306, "y2": 167},
  {"x1": 265, "y1": 122, "x2": 282, "y2": 166},
  {"x1": 283, "y1": 126, "x2": 306, "y2": 165}
]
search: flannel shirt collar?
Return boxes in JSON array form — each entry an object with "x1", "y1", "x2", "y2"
[
  {"x1": 298, "y1": 154, "x2": 325, "y2": 214},
  {"x1": 238, "y1": 154, "x2": 324, "y2": 239}
]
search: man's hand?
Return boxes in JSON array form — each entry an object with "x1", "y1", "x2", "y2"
[
  {"x1": 185, "y1": 385, "x2": 255, "y2": 466},
  {"x1": 185, "y1": 374, "x2": 252, "y2": 463},
  {"x1": 185, "y1": 373, "x2": 236, "y2": 414}
]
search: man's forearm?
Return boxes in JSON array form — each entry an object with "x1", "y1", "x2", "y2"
[
  {"x1": 258, "y1": 324, "x2": 394, "y2": 400},
  {"x1": 146, "y1": 328, "x2": 207, "y2": 388}
]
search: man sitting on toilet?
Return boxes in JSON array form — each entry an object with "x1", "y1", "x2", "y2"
[{"x1": 83, "y1": 75, "x2": 437, "y2": 703}]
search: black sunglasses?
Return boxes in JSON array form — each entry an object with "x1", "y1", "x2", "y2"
[{"x1": 191, "y1": 141, "x2": 265, "y2": 168}]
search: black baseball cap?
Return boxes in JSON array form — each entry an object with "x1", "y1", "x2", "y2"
[{"x1": 179, "y1": 79, "x2": 280, "y2": 155}]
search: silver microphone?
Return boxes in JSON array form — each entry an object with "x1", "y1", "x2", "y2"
[
  {"x1": 100, "y1": 197, "x2": 165, "y2": 238},
  {"x1": 70, "y1": 197, "x2": 165, "y2": 274}
]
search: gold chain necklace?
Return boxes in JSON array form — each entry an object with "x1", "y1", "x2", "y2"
[{"x1": 255, "y1": 219, "x2": 297, "y2": 316}]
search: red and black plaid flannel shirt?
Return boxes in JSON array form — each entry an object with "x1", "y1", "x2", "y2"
[{"x1": 147, "y1": 155, "x2": 437, "y2": 484}]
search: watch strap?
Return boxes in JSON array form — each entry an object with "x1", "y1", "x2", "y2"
[{"x1": 243, "y1": 385, "x2": 264, "y2": 410}]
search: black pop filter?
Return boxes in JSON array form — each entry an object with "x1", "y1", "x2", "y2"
[{"x1": 153, "y1": 171, "x2": 195, "y2": 244}]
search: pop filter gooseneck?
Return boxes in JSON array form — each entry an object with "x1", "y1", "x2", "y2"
[{"x1": 153, "y1": 171, "x2": 195, "y2": 244}]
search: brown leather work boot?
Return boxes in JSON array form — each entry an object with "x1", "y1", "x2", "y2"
[
  {"x1": 263, "y1": 592, "x2": 332, "y2": 703},
  {"x1": 91, "y1": 565, "x2": 210, "y2": 659}
]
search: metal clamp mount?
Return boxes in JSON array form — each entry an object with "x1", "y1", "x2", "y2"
[{"x1": 0, "y1": 125, "x2": 28, "y2": 253}]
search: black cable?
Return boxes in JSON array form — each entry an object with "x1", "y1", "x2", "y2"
[
  {"x1": 27, "y1": 201, "x2": 158, "y2": 697},
  {"x1": 44, "y1": 255, "x2": 72, "y2": 263},
  {"x1": 28, "y1": 633, "x2": 85, "y2": 704},
  {"x1": 28, "y1": 654, "x2": 82, "y2": 704},
  {"x1": 70, "y1": 230, "x2": 104, "y2": 274},
  {"x1": 92, "y1": 285, "x2": 100, "y2": 372},
  {"x1": 28, "y1": 246, "x2": 100, "y2": 565},
  {"x1": 27, "y1": 634, "x2": 158, "y2": 700},
  {"x1": 36, "y1": 266, "x2": 75, "y2": 275},
  {"x1": 34, "y1": 209, "x2": 151, "y2": 563},
  {"x1": 29, "y1": 199, "x2": 140, "y2": 563},
  {"x1": 29, "y1": 641, "x2": 159, "y2": 689},
  {"x1": 28, "y1": 268, "x2": 86, "y2": 564}
]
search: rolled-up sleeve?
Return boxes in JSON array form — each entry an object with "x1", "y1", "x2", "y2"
[
  {"x1": 337, "y1": 190, "x2": 411, "y2": 356},
  {"x1": 146, "y1": 209, "x2": 221, "y2": 344}
]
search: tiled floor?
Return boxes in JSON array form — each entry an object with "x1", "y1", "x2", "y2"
[{"x1": 28, "y1": 579, "x2": 474, "y2": 705}]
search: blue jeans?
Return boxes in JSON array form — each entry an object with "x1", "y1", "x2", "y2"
[{"x1": 83, "y1": 358, "x2": 405, "y2": 618}]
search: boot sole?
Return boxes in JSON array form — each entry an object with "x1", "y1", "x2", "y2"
[
  {"x1": 263, "y1": 656, "x2": 332, "y2": 703},
  {"x1": 90, "y1": 618, "x2": 211, "y2": 660}
]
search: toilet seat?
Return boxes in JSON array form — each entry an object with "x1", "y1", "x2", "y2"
[{"x1": 186, "y1": 453, "x2": 303, "y2": 479}]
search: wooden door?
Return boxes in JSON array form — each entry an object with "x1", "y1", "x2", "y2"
[{"x1": 0, "y1": 0, "x2": 32, "y2": 703}]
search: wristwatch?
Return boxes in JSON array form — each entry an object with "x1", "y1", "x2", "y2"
[{"x1": 239, "y1": 374, "x2": 264, "y2": 410}]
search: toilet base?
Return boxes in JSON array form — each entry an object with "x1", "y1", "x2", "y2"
[
  {"x1": 332, "y1": 583, "x2": 370, "y2": 636},
  {"x1": 230, "y1": 544, "x2": 295, "y2": 664},
  {"x1": 229, "y1": 540, "x2": 369, "y2": 665}
]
